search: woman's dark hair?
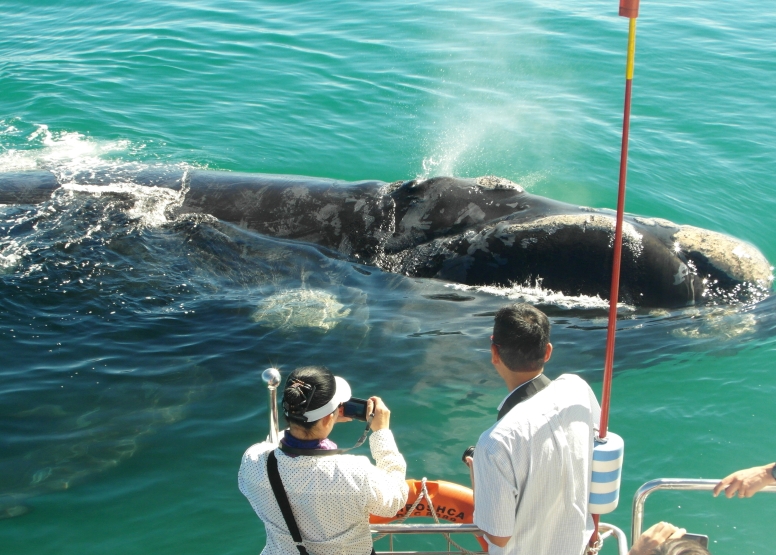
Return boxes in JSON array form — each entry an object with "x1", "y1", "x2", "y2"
[
  {"x1": 492, "y1": 303, "x2": 550, "y2": 372},
  {"x1": 281, "y1": 366, "x2": 335, "y2": 429}
]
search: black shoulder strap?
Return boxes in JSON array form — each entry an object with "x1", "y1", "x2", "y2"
[
  {"x1": 497, "y1": 374, "x2": 552, "y2": 421},
  {"x1": 266, "y1": 451, "x2": 310, "y2": 555}
]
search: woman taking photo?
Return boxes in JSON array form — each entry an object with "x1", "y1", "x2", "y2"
[{"x1": 238, "y1": 366, "x2": 408, "y2": 555}]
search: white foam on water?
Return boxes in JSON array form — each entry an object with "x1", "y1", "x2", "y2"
[
  {"x1": 60, "y1": 179, "x2": 186, "y2": 229},
  {"x1": 0, "y1": 124, "x2": 133, "y2": 176},
  {"x1": 0, "y1": 212, "x2": 37, "y2": 274},
  {"x1": 0, "y1": 245, "x2": 22, "y2": 274},
  {"x1": 0, "y1": 125, "x2": 197, "y2": 232},
  {"x1": 445, "y1": 280, "x2": 623, "y2": 311}
]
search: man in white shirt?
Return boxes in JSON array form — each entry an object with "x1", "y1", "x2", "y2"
[{"x1": 466, "y1": 303, "x2": 601, "y2": 555}]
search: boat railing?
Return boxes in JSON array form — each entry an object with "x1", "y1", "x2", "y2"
[
  {"x1": 632, "y1": 478, "x2": 776, "y2": 543},
  {"x1": 370, "y1": 521, "x2": 628, "y2": 555}
]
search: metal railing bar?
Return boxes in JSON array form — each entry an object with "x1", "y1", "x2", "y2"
[
  {"x1": 371, "y1": 524, "x2": 483, "y2": 535},
  {"x1": 374, "y1": 552, "x2": 485, "y2": 555},
  {"x1": 599, "y1": 522, "x2": 629, "y2": 555},
  {"x1": 632, "y1": 478, "x2": 776, "y2": 542},
  {"x1": 371, "y1": 522, "x2": 627, "y2": 555}
]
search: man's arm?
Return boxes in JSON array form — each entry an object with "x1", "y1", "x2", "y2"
[
  {"x1": 464, "y1": 455, "x2": 511, "y2": 548},
  {"x1": 482, "y1": 533, "x2": 511, "y2": 548},
  {"x1": 713, "y1": 462, "x2": 776, "y2": 498}
]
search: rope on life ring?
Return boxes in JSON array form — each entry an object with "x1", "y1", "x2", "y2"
[{"x1": 370, "y1": 477, "x2": 488, "y2": 552}]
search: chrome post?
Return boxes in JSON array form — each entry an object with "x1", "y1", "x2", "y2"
[
  {"x1": 599, "y1": 522, "x2": 629, "y2": 555},
  {"x1": 262, "y1": 367, "x2": 281, "y2": 444}
]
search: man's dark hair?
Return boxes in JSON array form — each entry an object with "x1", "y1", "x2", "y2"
[
  {"x1": 492, "y1": 303, "x2": 550, "y2": 372},
  {"x1": 281, "y1": 366, "x2": 335, "y2": 429}
]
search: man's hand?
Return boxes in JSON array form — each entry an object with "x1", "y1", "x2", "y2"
[
  {"x1": 713, "y1": 463, "x2": 776, "y2": 498},
  {"x1": 629, "y1": 522, "x2": 685, "y2": 555},
  {"x1": 368, "y1": 396, "x2": 390, "y2": 431},
  {"x1": 464, "y1": 455, "x2": 475, "y2": 491}
]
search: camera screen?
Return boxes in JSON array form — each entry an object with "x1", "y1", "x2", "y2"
[{"x1": 342, "y1": 398, "x2": 368, "y2": 421}]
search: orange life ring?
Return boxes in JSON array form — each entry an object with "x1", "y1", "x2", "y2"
[{"x1": 370, "y1": 479, "x2": 488, "y2": 551}]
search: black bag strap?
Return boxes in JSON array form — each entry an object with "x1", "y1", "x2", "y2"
[
  {"x1": 497, "y1": 373, "x2": 552, "y2": 421},
  {"x1": 266, "y1": 450, "x2": 310, "y2": 555}
]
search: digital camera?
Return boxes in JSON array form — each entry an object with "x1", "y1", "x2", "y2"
[{"x1": 342, "y1": 397, "x2": 369, "y2": 421}]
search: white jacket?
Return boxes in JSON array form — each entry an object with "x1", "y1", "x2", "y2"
[{"x1": 238, "y1": 430, "x2": 408, "y2": 555}]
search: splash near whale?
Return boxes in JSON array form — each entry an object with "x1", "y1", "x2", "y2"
[{"x1": 0, "y1": 169, "x2": 772, "y2": 308}]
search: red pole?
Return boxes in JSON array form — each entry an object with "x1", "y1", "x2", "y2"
[
  {"x1": 590, "y1": 4, "x2": 639, "y2": 551},
  {"x1": 600, "y1": 1, "x2": 638, "y2": 443},
  {"x1": 619, "y1": 0, "x2": 640, "y2": 18}
]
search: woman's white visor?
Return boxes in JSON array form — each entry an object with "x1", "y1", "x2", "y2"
[{"x1": 303, "y1": 376, "x2": 352, "y2": 422}]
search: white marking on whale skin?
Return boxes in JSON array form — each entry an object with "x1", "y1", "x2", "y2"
[
  {"x1": 674, "y1": 263, "x2": 690, "y2": 285},
  {"x1": 465, "y1": 229, "x2": 491, "y2": 255},
  {"x1": 491, "y1": 221, "x2": 515, "y2": 247},
  {"x1": 398, "y1": 205, "x2": 433, "y2": 233},
  {"x1": 315, "y1": 204, "x2": 342, "y2": 235},
  {"x1": 352, "y1": 199, "x2": 366, "y2": 213},
  {"x1": 520, "y1": 237, "x2": 538, "y2": 248},
  {"x1": 282, "y1": 186, "x2": 311, "y2": 203},
  {"x1": 454, "y1": 203, "x2": 486, "y2": 225}
]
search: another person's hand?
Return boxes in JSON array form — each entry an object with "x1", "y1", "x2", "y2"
[
  {"x1": 368, "y1": 396, "x2": 390, "y2": 431},
  {"x1": 629, "y1": 522, "x2": 685, "y2": 555},
  {"x1": 713, "y1": 463, "x2": 776, "y2": 498}
]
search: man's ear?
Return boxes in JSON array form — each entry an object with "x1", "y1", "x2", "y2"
[
  {"x1": 544, "y1": 342, "x2": 553, "y2": 363},
  {"x1": 491, "y1": 343, "x2": 501, "y2": 366}
]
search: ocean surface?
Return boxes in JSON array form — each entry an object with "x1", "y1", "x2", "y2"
[{"x1": 1, "y1": 1, "x2": 775, "y2": 554}]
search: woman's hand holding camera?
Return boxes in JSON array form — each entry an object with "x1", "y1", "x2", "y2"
[{"x1": 368, "y1": 396, "x2": 390, "y2": 431}]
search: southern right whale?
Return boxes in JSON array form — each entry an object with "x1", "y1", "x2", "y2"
[{"x1": 0, "y1": 169, "x2": 771, "y2": 308}]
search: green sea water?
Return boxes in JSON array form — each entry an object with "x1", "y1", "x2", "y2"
[{"x1": 1, "y1": 1, "x2": 775, "y2": 554}]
